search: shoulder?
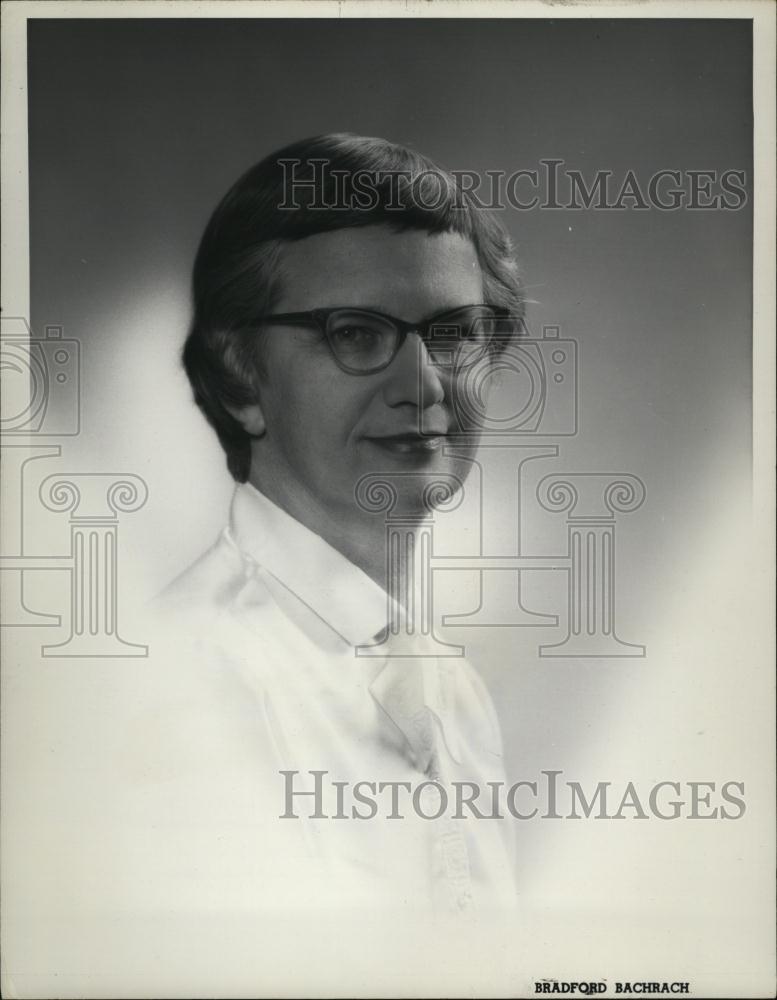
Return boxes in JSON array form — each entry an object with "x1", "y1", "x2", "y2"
[
  {"x1": 137, "y1": 535, "x2": 282, "y2": 753},
  {"x1": 147, "y1": 530, "x2": 258, "y2": 663},
  {"x1": 152, "y1": 528, "x2": 248, "y2": 618},
  {"x1": 146, "y1": 529, "x2": 294, "y2": 689}
]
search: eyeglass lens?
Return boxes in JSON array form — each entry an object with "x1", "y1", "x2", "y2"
[{"x1": 325, "y1": 307, "x2": 514, "y2": 372}]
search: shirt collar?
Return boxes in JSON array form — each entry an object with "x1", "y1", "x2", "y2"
[
  {"x1": 228, "y1": 484, "x2": 467, "y2": 768},
  {"x1": 227, "y1": 483, "x2": 391, "y2": 647},
  {"x1": 368, "y1": 656, "x2": 463, "y2": 767}
]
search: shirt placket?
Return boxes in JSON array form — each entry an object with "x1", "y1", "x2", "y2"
[{"x1": 389, "y1": 657, "x2": 475, "y2": 915}]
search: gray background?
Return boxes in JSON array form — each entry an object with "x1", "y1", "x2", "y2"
[
  {"x1": 27, "y1": 17, "x2": 753, "y2": 559},
  {"x1": 25, "y1": 16, "x2": 757, "y2": 906}
]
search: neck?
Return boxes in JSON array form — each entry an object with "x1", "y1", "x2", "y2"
[{"x1": 246, "y1": 465, "x2": 425, "y2": 600}]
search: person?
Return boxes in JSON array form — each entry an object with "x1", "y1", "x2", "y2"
[{"x1": 147, "y1": 133, "x2": 525, "y2": 915}]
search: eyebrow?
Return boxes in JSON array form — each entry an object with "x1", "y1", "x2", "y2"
[{"x1": 272, "y1": 303, "x2": 490, "y2": 323}]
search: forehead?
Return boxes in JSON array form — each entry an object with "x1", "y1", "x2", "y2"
[{"x1": 274, "y1": 225, "x2": 483, "y2": 317}]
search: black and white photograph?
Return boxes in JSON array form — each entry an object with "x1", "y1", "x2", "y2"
[{"x1": 1, "y1": 2, "x2": 775, "y2": 997}]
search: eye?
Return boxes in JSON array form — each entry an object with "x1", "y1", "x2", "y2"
[
  {"x1": 330, "y1": 325, "x2": 378, "y2": 345},
  {"x1": 328, "y1": 321, "x2": 386, "y2": 357}
]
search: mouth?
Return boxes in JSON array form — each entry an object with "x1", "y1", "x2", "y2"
[{"x1": 365, "y1": 433, "x2": 446, "y2": 456}]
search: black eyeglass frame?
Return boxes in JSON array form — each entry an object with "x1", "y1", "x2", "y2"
[{"x1": 257, "y1": 303, "x2": 521, "y2": 375}]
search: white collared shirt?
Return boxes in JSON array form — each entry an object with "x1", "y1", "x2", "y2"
[{"x1": 138, "y1": 483, "x2": 516, "y2": 914}]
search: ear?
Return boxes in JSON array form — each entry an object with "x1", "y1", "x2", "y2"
[{"x1": 226, "y1": 402, "x2": 266, "y2": 438}]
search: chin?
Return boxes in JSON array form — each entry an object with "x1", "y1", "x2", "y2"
[
  {"x1": 371, "y1": 469, "x2": 465, "y2": 517},
  {"x1": 350, "y1": 449, "x2": 475, "y2": 518}
]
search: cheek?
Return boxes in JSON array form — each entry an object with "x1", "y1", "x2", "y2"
[
  {"x1": 449, "y1": 362, "x2": 494, "y2": 432},
  {"x1": 273, "y1": 377, "x2": 370, "y2": 454}
]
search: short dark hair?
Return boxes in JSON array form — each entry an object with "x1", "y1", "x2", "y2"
[{"x1": 182, "y1": 133, "x2": 525, "y2": 482}]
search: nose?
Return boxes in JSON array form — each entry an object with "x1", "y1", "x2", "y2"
[{"x1": 380, "y1": 332, "x2": 446, "y2": 409}]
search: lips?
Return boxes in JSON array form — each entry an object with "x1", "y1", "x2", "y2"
[{"x1": 365, "y1": 433, "x2": 446, "y2": 455}]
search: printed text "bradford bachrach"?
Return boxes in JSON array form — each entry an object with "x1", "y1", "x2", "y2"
[{"x1": 534, "y1": 983, "x2": 690, "y2": 994}]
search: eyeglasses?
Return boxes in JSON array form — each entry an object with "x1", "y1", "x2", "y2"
[{"x1": 258, "y1": 304, "x2": 522, "y2": 375}]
